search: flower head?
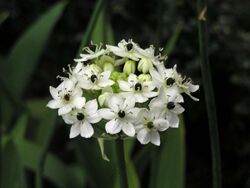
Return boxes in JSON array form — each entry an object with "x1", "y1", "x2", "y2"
[{"x1": 47, "y1": 39, "x2": 199, "y2": 148}]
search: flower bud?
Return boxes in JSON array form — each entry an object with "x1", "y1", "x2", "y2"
[
  {"x1": 98, "y1": 92, "x2": 111, "y2": 107},
  {"x1": 103, "y1": 61, "x2": 114, "y2": 72},
  {"x1": 138, "y1": 58, "x2": 153, "y2": 73},
  {"x1": 138, "y1": 74, "x2": 152, "y2": 82},
  {"x1": 90, "y1": 64, "x2": 102, "y2": 73},
  {"x1": 123, "y1": 60, "x2": 136, "y2": 75}
]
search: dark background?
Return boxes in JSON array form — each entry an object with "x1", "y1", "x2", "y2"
[{"x1": 0, "y1": 0, "x2": 250, "y2": 187}]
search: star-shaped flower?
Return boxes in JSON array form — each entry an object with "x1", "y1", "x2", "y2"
[
  {"x1": 47, "y1": 79, "x2": 86, "y2": 115},
  {"x1": 135, "y1": 108, "x2": 169, "y2": 146},
  {"x1": 118, "y1": 74, "x2": 158, "y2": 103},
  {"x1": 62, "y1": 99, "x2": 101, "y2": 138},
  {"x1": 149, "y1": 88, "x2": 184, "y2": 128},
  {"x1": 106, "y1": 39, "x2": 139, "y2": 61},
  {"x1": 77, "y1": 65, "x2": 114, "y2": 90},
  {"x1": 98, "y1": 95, "x2": 139, "y2": 137}
]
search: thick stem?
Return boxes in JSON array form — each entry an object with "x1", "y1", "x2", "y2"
[
  {"x1": 197, "y1": 1, "x2": 222, "y2": 188},
  {"x1": 115, "y1": 139, "x2": 129, "y2": 188}
]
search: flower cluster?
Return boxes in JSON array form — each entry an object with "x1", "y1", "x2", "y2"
[{"x1": 47, "y1": 39, "x2": 199, "y2": 146}]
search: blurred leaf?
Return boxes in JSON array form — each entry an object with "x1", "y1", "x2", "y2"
[
  {"x1": 11, "y1": 114, "x2": 28, "y2": 140},
  {"x1": 77, "y1": 0, "x2": 104, "y2": 55},
  {"x1": 1, "y1": 1, "x2": 66, "y2": 99},
  {"x1": 124, "y1": 140, "x2": 140, "y2": 188},
  {"x1": 91, "y1": 10, "x2": 105, "y2": 44},
  {"x1": 155, "y1": 117, "x2": 185, "y2": 188},
  {"x1": 1, "y1": 140, "x2": 23, "y2": 188},
  {"x1": 17, "y1": 139, "x2": 85, "y2": 188},
  {"x1": 75, "y1": 139, "x2": 117, "y2": 188},
  {"x1": 0, "y1": 11, "x2": 9, "y2": 25},
  {"x1": 163, "y1": 21, "x2": 183, "y2": 56},
  {"x1": 98, "y1": 138, "x2": 110, "y2": 161},
  {"x1": 27, "y1": 99, "x2": 57, "y2": 147}
]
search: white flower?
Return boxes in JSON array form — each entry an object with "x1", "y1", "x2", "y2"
[
  {"x1": 77, "y1": 65, "x2": 114, "y2": 90},
  {"x1": 149, "y1": 88, "x2": 184, "y2": 128},
  {"x1": 106, "y1": 39, "x2": 139, "y2": 61},
  {"x1": 62, "y1": 99, "x2": 101, "y2": 138},
  {"x1": 47, "y1": 79, "x2": 86, "y2": 115},
  {"x1": 74, "y1": 44, "x2": 107, "y2": 62},
  {"x1": 118, "y1": 74, "x2": 158, "y2": 103},
  {"x1": 98, "y1": 95, "x2": 139, "y2": 137},
  {"x1": 150, "y1": 63, "x2": 199, "y2": 100},
  {"x1": 135, "y1": 108, "x2": 169, "y2": 146}
]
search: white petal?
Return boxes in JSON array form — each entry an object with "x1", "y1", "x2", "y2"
[
  {"x1": 105, "y1": 119, "x2": 122, "y2": 134},
  {"x1": 109, "y1": 95, "x2": 123, "y2": 112},
  {"x1": 134, "y1": 94, "x2": 148, "y2": 103},
  {"x1": 80, "y1": 121, "x2": 94, "y2": 138},
  {"x1": 78, "y1": 80, "x2": 93, "y2": 90},
  {"x1": 87, "y1": 113, "x2": 101, "y2": 124},
  {"x1": 153, "y1": 119, "x2": 169, "y2": 132},
  {"x1": 47, "y1": 99, "x2": 63, "y2": 109},
  {"x1": 62, "y1": 113, "x2": 76, "y2": 124},
  {"x1": 143, "y1": 91, "x2": 158, "y2": 98},
  {"x1": 167, "y1": 112, "x2": 179, "y2": 128},
  {"x1": 118, "y1": 81, "x2": 132, "y2": 91},
  {"x1": 49, "y1": 86, "x2": 58, "y2": 99},
  {"x1": 187, "y1": 83, "x2": 199, "y2": 92},
  {"x1": 150, "y1": 131, "x2": 160, "y2": 146},
  {"x1": 73, "y1": 97, "x2": 86, "y2": 109},
  {"x1": 85, "y1": 99, "x2": 98, "y2": 115},
  {"x1": 98, "y1": 108, "x2": 116, "y2": 120},
  {"x1": 122, "y1": 122, "x2": 135, "y2": 137},
  {"x1": 137, "y1": 129, "x2": 150, "y2": 144},
  {"x1": 128, "y1": 74, "x2": 138, "y2": 84},
  {"x1": 58, "y1": 105, "x2": 72, "y2": 115},
  {"x1": 63, "y1": 79, "x2": 75, "y2": 91},
  {"x1": 149, "y1": 68, "x2": 163, "y2": 84},
  {"x1": 173, "y1": 104, "x2": 185, "y2": 114},
  {"x1": 98, "y1": 79, "x2": 114, "y2": 87},
  {"x1": 123, "y1": 96, "x2": 135, "y2": 110},
  {"x1": 70, "y1": 123, "x2": 81, "y2": 138}
]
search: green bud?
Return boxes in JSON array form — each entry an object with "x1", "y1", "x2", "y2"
[
  {"x1": 123, "y1": 60, "x2": 136, "y2": 75},
  {"x1": 138, "y1": 58, "x2": 153, "y2": 73},
  {"x1": 103, "y1": 61, "x2": 114, "y2": 72},
  {"x1": 90, "y1": 64, "x2": 102, "y2": 73},
  {"x1": 98, "y1": 92, "x2": 111, "y2": 107},
  {"x1": 138, "y1": 74, "x2": 152, "y2": 82}
]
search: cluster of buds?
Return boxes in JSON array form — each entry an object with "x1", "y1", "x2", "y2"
[{"x1": 47, "y1": 39, "x2": 199, "y2": 146}]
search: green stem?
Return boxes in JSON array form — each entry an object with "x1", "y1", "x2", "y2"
[
  {"x1": 115, "y1": 139, "x2": 129, "y2": 188},
  {"x1": 197, "y1": 1, "x2": 222, "y2": 188}
]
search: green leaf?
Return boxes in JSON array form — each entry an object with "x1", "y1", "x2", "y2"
[
  {"x1": 155, "y1": 117, "x2": 185, "y2": 188},
  {"x1": 163, "y1": 21, "x2": 183, "y2": 56},
  {"x1": 124, "y1": 140, "x2": 140, "y2": 188},
  {"x1": 1, "y1": 140, "x2": 23, "y2": 188},
  {"x1": 1, "y1": 1, "x2": 66, "y2": 99},
  {"x1": 77, "y1": 0, "x2": 104, "y2": 55},
  {"x1": 17, "y1": 139, "x2": 86, "y2": 188}
]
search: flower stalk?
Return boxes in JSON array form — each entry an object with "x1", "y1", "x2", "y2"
[
  {"x1": 197, "y1": 1, "x2": 222, "y2": 188},
  {"x1": 115, "y1": 139, "x2": 129, "y2": 188}
]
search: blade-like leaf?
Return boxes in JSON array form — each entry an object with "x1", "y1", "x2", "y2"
[
  {"x1": 17, "y1": 138, "x2": 86, "y2": 188},
  {"x1": 1, "y1": 140, "x2": 23, "y2": 188},
  {"x1": 1, "y1": 1, "x2": 66, "y2": 99},
  {"x1": 155, "y1": 117, "x2": 185, "y2": 188}
]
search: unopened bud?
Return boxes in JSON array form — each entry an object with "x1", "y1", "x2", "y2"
[
  {"x1": 123, "y1": 60, "x2": 136, "y2": 75},
  {"x1": 138, "y1": 74, "x2": 152, "y2": 82},
  {"x1": 138, "y1": 58, "x2": 153, "y2": 73}
]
